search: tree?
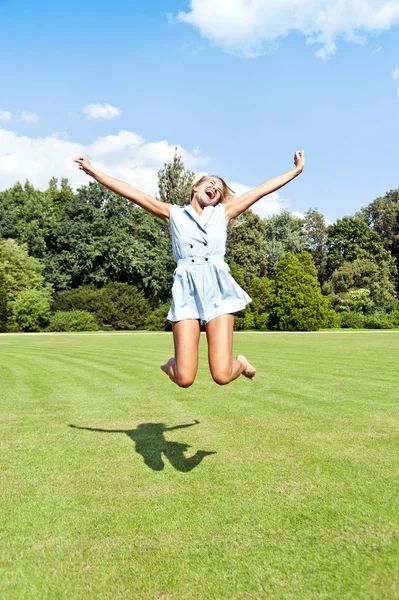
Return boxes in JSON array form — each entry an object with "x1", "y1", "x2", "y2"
[
  {"x1": 0, "y1": 239, "x2": 46, "y2": 303},
  {"x1": 323, "y1": 258, "x2": 397, "y2": 313},
  {"x1": 340, "y1": 289, "x2": 373, "y2": 314},
  {"x1": 263, "y1": 210, "x2": 306, "y2": 276},
  {"x1": 325, "y1": 215, "x2": 396, "y2": 280},
  {"x1": 0, "y1": 188, "x2": 20, "y2": 240},
  {"x1": 0, "y1": 271, "x2": 7, "y2": 332},
  {"x1": 46, "y1": 177, "x2": 74, "y2": 218},
  {"x1": 44, "y1": 182, "x2": 174, "y2": 306},
  {"x1": 247, "y1": 277, "x2": 272, "y2": 316},
  {"x1": 157, "y1": 149, "x2": 195, "y2": 206},
  {"x1": 0, "y1": 238, "x2": 51, "y2": 329},
  {"x1": 303, "y1": 208, "x2": 328, "y2": 282},
  {"x1": 361, "y1": 189, "x2": 399, "y2": 288},
  {"x1": 11, "y1": 288, "x2": 51, "y2": 332},
  {"x1": 269, "y1": 252, "x2": 329, "y2": 331},
  {"x1": 228, "y1": 260, "x2": 245, "y2": 289},
  {"x1": 0, "y1": 181, "x2": 59, "y2": 258},
  {"x1": 226, "y1": 210, "x2": 267, "y2": 286}
]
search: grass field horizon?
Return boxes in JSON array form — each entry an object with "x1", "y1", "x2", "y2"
[{"x1": 1, "y1": 331, "x2": 399, "y2": 599}]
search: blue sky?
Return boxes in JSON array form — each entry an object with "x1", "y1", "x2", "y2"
[{"x1": 1, "y1": 0, "x2": 399, "y2": 222}]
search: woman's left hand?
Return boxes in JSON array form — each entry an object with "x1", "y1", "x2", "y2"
[{"x1": 294, "y1": 150, "x2": 305, "y2": 173}]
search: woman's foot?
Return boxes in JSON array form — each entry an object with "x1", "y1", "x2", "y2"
[
  {"x1": 237, "y1": 354, "x2": 256, "y2": 380},
  {"x1": 161, "y1": 357, "x2": 175, "y2": 376}
]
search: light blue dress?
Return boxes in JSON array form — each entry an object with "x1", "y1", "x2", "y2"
[{"x1": 167, "y1": 203, "x2": 252, "y2": 325}]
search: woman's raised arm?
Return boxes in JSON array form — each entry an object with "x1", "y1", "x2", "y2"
[
  {"x1": 73, "y1": 157, "x2": 171, "y2": 223},
  {"x1": 224, "y1": 151, "x2": 305, "y2": 224}
]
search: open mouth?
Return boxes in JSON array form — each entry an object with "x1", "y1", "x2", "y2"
[{"x1": 205, "y1": 188, "x2": 215, "y2": 200}]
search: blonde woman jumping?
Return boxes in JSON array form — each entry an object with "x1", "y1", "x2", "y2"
[{"x1": 74, "y1": 151, "x2": 305, "y2": 387}]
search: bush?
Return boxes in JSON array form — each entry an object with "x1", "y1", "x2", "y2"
[
  {"x1": 324, "y1": 309, "x2": 341, "y2": 329},
  {"x1": 52, "y1": 286, "x2": 99, "y2": 312},
  {"x1": 0, "y1": 273, "x2": 7, "y2": 332},
  {"x1": 52, "y1": 283, "x2": 150, "y2": 330},
  {"x1": 144, "y1": 304, "x2": 172, "y2": 331},
  {"x1": 340, "y1": 311, "x2": 364, "y2": 329},
  {"x1": 340, "y1": 288, "x2": 374, "y2": 314},
  {"x1": 96, "y1": 283, "x2": 150, "y2": 330},
  {"x1": 389, "y1": 310, "x2": 399, "y2": 328},
  {"x1": 11, "y1": 288, "x2": 51, "y2": 332},
  {"x1": 48, "y1": 310, "x2": 100, "y2": 332},
  {"x1": 363, "y1": 312, "x2": 392, "y2": 329},
  {"x1": 234, "y1": 311, "x2": 255, "y2": 331},
  {"x1": 254, "y1": 312, "x2": 270, "y2": 330}
]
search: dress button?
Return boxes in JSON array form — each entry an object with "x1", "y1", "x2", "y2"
[
  {"x1": 191, "y1": 259, "x2": 195, "y2": 263},
  {"x1": 190, "y1": 244, "x2": 193, "y2": 248},
  {"x1": 205, "y1": 258, "x2": 208, "y2": 262}
]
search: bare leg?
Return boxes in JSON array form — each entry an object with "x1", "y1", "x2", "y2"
[
  {"x1": 160, "y1": 319, "x2": 201, "y2": 388},
  {"x1": 206, "y1": 314, "x2": 256, "y2": 385}
]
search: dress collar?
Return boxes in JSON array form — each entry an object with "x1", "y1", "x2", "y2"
[{"x1": 183, "y1": 204, "x2": 215, "y2": 230}]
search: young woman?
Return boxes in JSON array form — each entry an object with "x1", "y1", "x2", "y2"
[{"x1": 74, "y1": 151, "x2": 305, "y2": 387}]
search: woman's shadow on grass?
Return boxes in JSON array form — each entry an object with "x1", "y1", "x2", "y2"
[{"x1": 69, "y1": 420, "x2": 216, "y2": 472}]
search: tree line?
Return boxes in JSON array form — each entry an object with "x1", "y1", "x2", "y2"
[{"x1": 0, "y1": 151, "x2": 398, "y2": 332}]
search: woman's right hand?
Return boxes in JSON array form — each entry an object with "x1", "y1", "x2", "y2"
[{"x1": 73, "y1": 156, "x2": 96, "y2": 177}]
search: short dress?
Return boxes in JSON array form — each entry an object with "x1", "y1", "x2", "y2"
[{"x1": 167, "y1": 203, "x2": 252, "y2": 325}]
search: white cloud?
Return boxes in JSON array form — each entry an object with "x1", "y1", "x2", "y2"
[
  {"x1": 291, "y1": 210, "x2": 305, "y2": 220},
  {"x1": 0, "y1": 128, "x2": 209, "y2": 195},
  {"x1": 393, "y1": 67, "x2": 399, "y2": 95},
  {"x1": 177, "y1": 0, "x2": 399, "y2": 59},
  {"x1": 84, "y1": 103, "x2": 122, "y2": 120},
  {"x1": 21, "y1": 111, "x2": 39, "y2": 123},
  {"x1": 0, "y1": 110, "x2": 12, "y2": 123}
]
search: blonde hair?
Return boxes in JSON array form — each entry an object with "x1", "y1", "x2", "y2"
[{"x1": 191, "y1": 175, "x2": 235, "y2": 204}]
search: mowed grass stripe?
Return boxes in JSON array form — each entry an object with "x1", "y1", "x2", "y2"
[{"x1": 1, "y1": 331, "x2": 398, "y2": 599}]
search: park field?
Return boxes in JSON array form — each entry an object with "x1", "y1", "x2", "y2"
[{"x1": 1, "y1": 330, "x2": 399, "y2": 599}]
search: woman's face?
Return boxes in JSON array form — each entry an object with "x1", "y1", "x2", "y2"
[{"x1": 193, "y1": 177, "x2": 224, "y2": 207}]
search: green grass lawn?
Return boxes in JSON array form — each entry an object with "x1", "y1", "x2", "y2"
[{"x1": 1, "y1": 330, "x2": 399, "y2": 599}]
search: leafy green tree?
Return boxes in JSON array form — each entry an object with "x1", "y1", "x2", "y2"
[
  {"x1": 340, "y1": 288, "x2": 373, "y2": 314},
  {"x1": 325, "y1": 215, "x2": 396, "y2": 281},
  {"x1": 303, "y1": 207, "x2": 328, "y2": 282},
  {"x1": 361, "y1": 189, "x2": 399, "y2": 288},
  {"x1": 0, "y1": 271, "x2": 7, "y2": 332},
  {"x1": 263, "y1": 210, "x2": 306, "y2": 277},
  {"x1": 11, "y1": 288, "x2": 52, "y2": 332},
  {"x1": 323, "y1": 258, "x2": 397, "y2": 313},
  {"x1": 0, "y1": 239, "x2": 46, "y2": 303},
  {"x1": 157, "y1": 149, "x2": 195, "y2": 206},
  {"x1": 0, "y1": 188, "x2": 20, "y2": 240},
  {"x1": 0, "y1": 238, "x2": 51, "y2": 329},
  {"x1": 46, "y1": 177, "x2": 74, "y2": 218},
  {"x1": 247, "y1": 276, "x2": 272, "y2": 316},
  {"x1": 269, "y1": 252, "x2": 329, "y2": 331},
  {"x1": 228, "y1": 260, "x2": 246, "y2": 289},
  {"x1": 43, "y1": 182, "x2": 111, "y2": 289},
  {"x1": 0, "y1": 181, "x2": 59, "y2": 258},
  {"x1": 226, "y1": 211, "x2": 267, "y2": 286},
  {"x1": 44, "y1": 182, "x2": 174, "y2": 306}
]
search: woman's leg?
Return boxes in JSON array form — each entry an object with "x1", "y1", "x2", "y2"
[
  {"x1": 160, "y1": 319, "x2": 201, "y2": 388},
  {"x1": 205, "y1": 314, "x2": 256, "y2": 385}
]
